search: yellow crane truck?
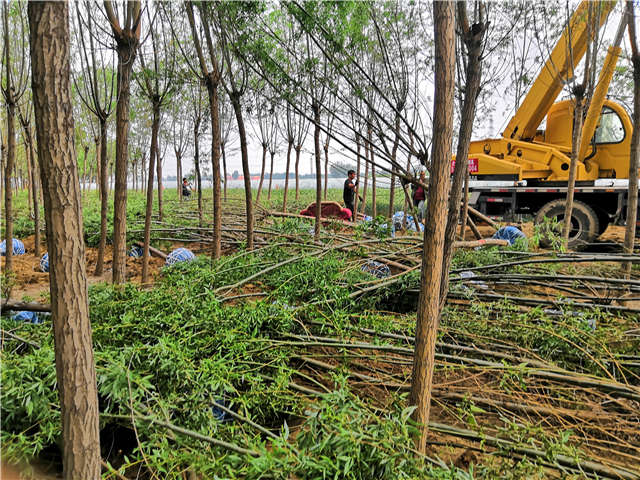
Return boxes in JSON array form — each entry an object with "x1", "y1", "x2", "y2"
[{"x1": 461, "y1": 1, "x2": 639, "y2": 247}]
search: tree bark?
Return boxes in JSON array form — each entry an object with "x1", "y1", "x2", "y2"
[
  {"x1": 283, "y1": 139, "x2": 293, "y2": 212},
  {"x1": 294, "y1": 145, "x2": 301, "y2": 201},
  {"x1": 360, "y1": 140, "x2": 369, "y2": 215},
  {"x1": 368, "y1": 127, "x2": 377, "y2": 217},
  {"x1": 409, "y1": 0, "x2": 455, "y2": 454},
  {"x1": 95, "y1": 118, "x2": 108, "y2": 276},
  {"x1": 28, "y1": 3, "x2": 100, "y2": 478},
  {"x1": 439, "y1": 2, "x2": 487, "y2": 306},
  {"x1": 176, "y1": 149, "x2": 182, "y2": 201},
  {"x1": 20, "y1": 117, "x2": 41, "y2": 257},
  {"x1": 107, "y1": 3, "x2": 140, "y2": 284},
  {"x1": 28, "y1": 126, "x2": 40, "y2": 257},
  {"x1": 3, "y1": 4, "x2": 15, "y2": 274},
  {"x1": 354, "y1": 133, "x2": 361, "y2": 216},
  {"x1": 312, "y1": 102, "x2": 322, "y2": 240},
  {"x1": 388, "y1": 113, "x2": 401, "y2": 218},
  {"x1": 156, "y1": 132, "x2": 163, "y2": 222},
  {"x1": 206, "y1": 80, "x2": 222, "y2": 259},
  {"x1": 142, "y1": 102, "x2": 160, "y2": 284},
  {"x1": 625, "y1": 0, "x2": 639, "y2": 276},
  {"x1": 194, "y1": 119, "x2": 203, "y2": 226},
  {"x1": 256, "y1": 144, "x2": 267, "y2": 203},
  {"x1": 562, "y1": 96, "x2": 585, "y2": 246},
  {"x1": 221, "y1": 142, "x2": 228, "y2": 201},
  {"x1": 267, "y1": 150, "x2": 275, "y2": 201},
  {"x1": 230, "y1": 93, "x2": 253, "y2": 250},
  {"x1": 323, "y1": 140, "x2": 329, "y2": 200}
]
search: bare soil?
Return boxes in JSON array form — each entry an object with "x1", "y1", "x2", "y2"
[{"x1": 2, "y1": 235, "x2": 165, "y2": 302}]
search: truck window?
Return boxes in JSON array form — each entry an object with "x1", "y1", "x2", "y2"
[{"x1": 594, "y1": 107, "x2": 625, "y2": 144}]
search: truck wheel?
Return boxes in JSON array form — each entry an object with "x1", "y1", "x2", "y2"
[{"x1": 535, "y1": 199, "x2": 599, "y2": 249}]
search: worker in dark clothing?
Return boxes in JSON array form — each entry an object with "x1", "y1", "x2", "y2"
[
  {"x1": 182, "y1": 178, "x2": 192, "y2": 198},
  {"x1": 343, "y1": 170, "x2": 357, "y2": 221}
]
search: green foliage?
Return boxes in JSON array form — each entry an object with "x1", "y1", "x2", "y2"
[{"x1": 442, "y1": 301, "x2": 636, "y2": 377}]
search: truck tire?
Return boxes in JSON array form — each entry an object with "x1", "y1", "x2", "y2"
[{"x1": 535, "y1": 199, "x2": 599, "y2": 249}]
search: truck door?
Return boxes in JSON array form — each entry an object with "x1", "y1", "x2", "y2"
[{"x1": 590, "y1": 104, "x2": 631, "y2": 179}]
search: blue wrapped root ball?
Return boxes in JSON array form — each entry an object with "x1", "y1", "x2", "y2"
[
  {"x1": 129, "y1": 245, "x2": 144, "y2": 258},
  {"x1": 361, "y1": 260, "x2": 391, "y2": 279},
  {"x1": 40, "y1": 252, "x2": 49, "y2": 272},
  {"x1": 165, "y1": 248, "x2": 195, "y2": 266},
  {"x1": 0, "y1": 238, "x2": 25, "y2": 256}
]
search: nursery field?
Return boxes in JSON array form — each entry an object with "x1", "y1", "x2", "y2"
[{"x1": 2, "y1": 188, "x2": 639, "y2": 479}]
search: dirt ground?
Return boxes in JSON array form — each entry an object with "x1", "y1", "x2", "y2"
[
  {"x1": 463, "y1": 220, "x2": 628, "y2": 243},
  {"x1": 1, "y1": 235, "x2": 166, "y2": 302}
]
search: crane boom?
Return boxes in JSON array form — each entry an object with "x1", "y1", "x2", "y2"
[{"x1": 502, "y1": 1, "x2": 616, "y2": 141}]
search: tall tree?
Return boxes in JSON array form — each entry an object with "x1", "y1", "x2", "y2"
[
  {"x1": 188, "y1": 79, "x2": 208, "y2": 226},
  {"x1": 253, "y1": 93, "x2": 277, "y2": 204},
  {"x1": 216, "y1": 2, "x2": 258, "y2": 249},
  {"x1": 136, "y1": 5, "x2": 177, "y2": 283},
  {"x1": 103, "y1": 0, "x2": 142, "y2": 283},
  {"x1": 439, "y1": 1, "x2": 488, "y2": 306},
  {"x1": 1, "y1": 1, "x2": 29, "y2": 274},
  {"x1": 73, "y1": 2, "x2": 116, "y2": 276},
  {"x1": 625, "y1": 0, "x2": 639, "y2": 275},
  {"x1": 28, "y1": 2, "x2": 100, "y2": 477},
  {"x1": 17, "y1": 101, "x2": 41, "y2": 257},
  {"x1": 185, "y1": 1, "x2": 223, "y2": 259},
  {"x1": 409, "y1": 0, "x2": 455, "y2": 454}
]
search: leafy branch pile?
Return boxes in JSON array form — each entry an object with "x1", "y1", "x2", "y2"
[{"x1": 2, "y1": 239, "x2": 639, "y2": 479}]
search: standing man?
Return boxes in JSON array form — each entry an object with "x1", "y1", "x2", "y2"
[
  {"x1": 343, "y1": 169, "x2": 358, "y2": 221},
  {"x1": 412, "y1": 169, "x2": 427, "y2": 222}
]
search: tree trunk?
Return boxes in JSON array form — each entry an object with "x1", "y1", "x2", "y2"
[
  {"x1": 176, "y1": 149, "x2": 182, "y2": 201},
  {"x1": 562, "y1": 96, "x2": 586, "y2": 246},
  {"x1": 267, "y1": 150, "x2": 274, "y2": 200},
  {"x1": 323, "y1": 140, "x2": 329, "y2": 200},
  {"x1": 156, "y1": 130, "x2": 163, "y2": 222},
  {"x1": 231, "y1": 94, "x2": 253, "y2": 250},
  {"x1": 221, "y1": 142, "x2": 228, "y2": 202},
  {"x1": 28, "y1": 3, "x2": 100, "y2": 478},
  {"x1": 360, "y1": 142, "x2": 369, "y2": 215},
  {"x1": 256, "y1": 145, "x2": 267, "y2": 203},
  {"x1": 142, "y1": 102, "x2": 160, "y2": 283},
  {"x1": 27, "y1": 126, "x2": 41, "y2": 257},
  {"x1": 409, "y1": 0, "x2": 455, "y2": 454},
  {"x1": 294, "y1": 145, "x2": 301, "y2": 201},
  {"x1": 111, "y1": 39, "x2": 138, "y2": 283},
  {"x1": 625, "y1": 3, "x2": 639, "y2": 275},
  {"x1": 459, "y1": 169, "x2": 470, "y2": 239},
  {"x1": 194, "y1": 120, "x2": 203, "y2": 226},
  {"x1": 283, "y1": 139, "x2": 293, "y2": 212},
  {"x1": 95, "y1": 119, "x2": 108, "y2": 276},
  {"x1": 353, "y1": 134, "x2": 361, "y2": 216},
  {"x1": 25, "y1": 132, "x2": 33, "y2": 218},
  {"x1": 313, "y1": 102, "x2": 322, "y2": 241},
  {"x1": 206, "y1": 81, "x2": 222, "y2": 259},
  {"x1": 94, "y1": 137, "x2": 100, "y2": 195},
  {"x1": 388, "y1": 113, "x2": 401, "y2": 218},
  {"x1": 368, "y1": 127, "x2": 377, "y2": 217},
  {"x1": 3, "y1": 99, "x2": 15, "y2": 274},
  {"x1": 82, "y1": 145, "x2": 88, "y2": 195},
  {"x1": 439, "y1": 3, "x2": 486, "y2": 306}
]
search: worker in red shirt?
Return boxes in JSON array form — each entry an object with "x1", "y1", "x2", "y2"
[{"x1": 412, "y1": 169, "x2": 426, "y2": 222}]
